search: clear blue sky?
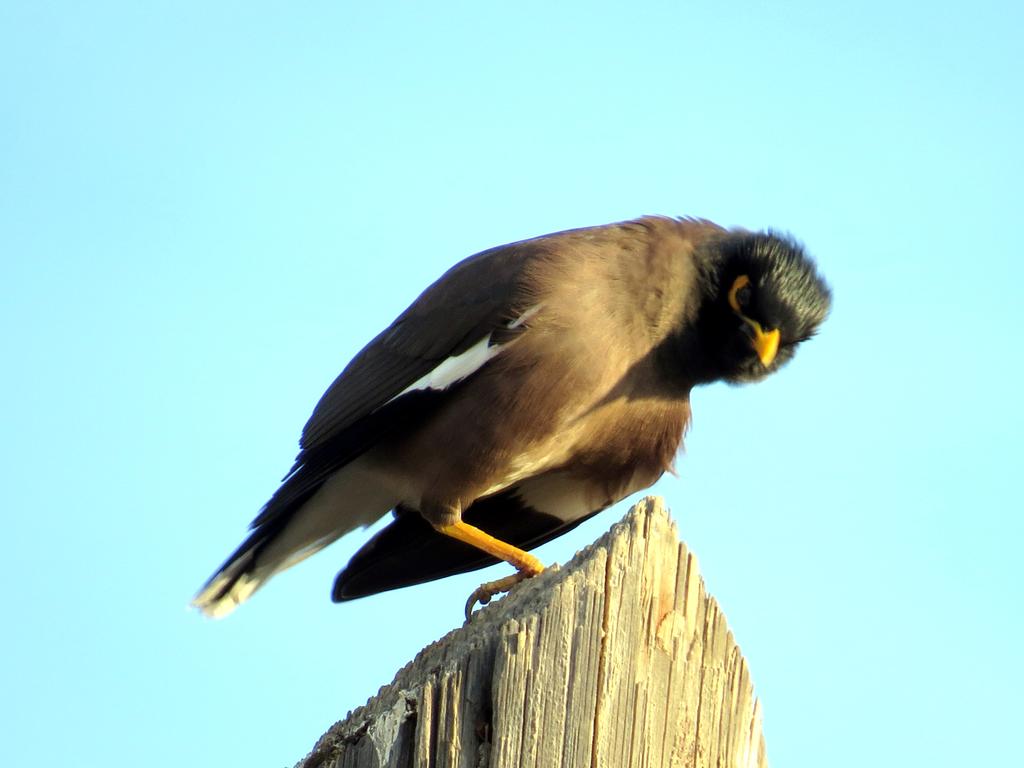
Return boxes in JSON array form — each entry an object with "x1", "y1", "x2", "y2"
[{"x1": 2, "y1": 1, "x2": 1020, "y2": 766}]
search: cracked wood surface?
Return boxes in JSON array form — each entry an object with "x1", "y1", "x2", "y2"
[{"x1": 296, "y1": 497, "x2": 768, "y2": 768}]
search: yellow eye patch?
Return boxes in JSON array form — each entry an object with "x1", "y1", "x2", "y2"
[
  {"x1": 727, "y1": 273, "x2": 780, "y2": 367},
  {"x1": 728, "y1": 274, "x2": 751, "y2": 313}
]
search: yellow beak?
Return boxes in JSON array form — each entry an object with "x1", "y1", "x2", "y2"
[{"x1": 751, "y1": 323, "x2": 781, "y2": 367}]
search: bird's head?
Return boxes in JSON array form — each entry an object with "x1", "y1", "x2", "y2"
[{"x1": 695, "y1": 231, "x2": 831, "y2": 384}]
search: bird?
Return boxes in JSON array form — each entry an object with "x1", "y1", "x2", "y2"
[{"x1": 192, "y1": 216, "x2": 831, "y2": 620}]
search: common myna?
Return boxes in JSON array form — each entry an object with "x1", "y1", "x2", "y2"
[{"x1": 193, "y1": 216, "x2": 831, "y2": 619}]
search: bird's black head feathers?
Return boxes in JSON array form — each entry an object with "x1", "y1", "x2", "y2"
[{"x1": 690, "y1": 231, "x2": 832, "y2": 385}]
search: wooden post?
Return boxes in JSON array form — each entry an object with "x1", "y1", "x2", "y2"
[{"x1": 296, "y1": 497, "x2": 768, "y2": 768}]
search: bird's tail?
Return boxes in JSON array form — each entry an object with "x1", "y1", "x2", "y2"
[
  {"x1": 190, "y1": 534, "x2": 270, "y2": 619},
  {"x1": 191, "y1": 459, "x2": 398, "y2": 618},
  {"x1": 192, "y1": 525, "x2": 355, "y2": 618}
]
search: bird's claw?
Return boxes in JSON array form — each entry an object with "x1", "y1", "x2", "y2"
[{"x1": 464, "y1": 572, "x2": 532, "y2": 621}]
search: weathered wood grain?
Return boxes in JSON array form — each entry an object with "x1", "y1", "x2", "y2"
[{"x1": 296, "y1": 497, "x2": 767, "y2": 768}]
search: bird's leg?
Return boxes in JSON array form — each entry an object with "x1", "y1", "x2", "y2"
[
  {"x1": 425, "y1": 502, "x2": 544, "y2": 620},
  {"x1": 437, "y1": 522, "x2": 545, "y2": 619}
]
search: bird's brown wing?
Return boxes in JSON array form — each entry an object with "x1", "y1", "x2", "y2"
[
  {"x1": 299, "y1": 247, "x2": 536, "y2": 451},
  {"x1": 249, "y1": 240, "x2": 541, "y2": 530}
]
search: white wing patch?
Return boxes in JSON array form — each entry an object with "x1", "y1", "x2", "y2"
[
  {"x1": 507, "y1": 303, "x2": 542, "y2": 329},
  {"x1": 388, "y1": 334, "x2": 502, "y2": 402},
  {"x1": 387, "y1": 305, "x2": 542, "y2": 404}
]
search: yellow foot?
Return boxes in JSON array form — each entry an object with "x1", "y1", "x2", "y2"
[
  {"x1": 435, "y1": 520, "x2": 546, "y2": 619},
  {"x1": 464, "y1": 570, "x2": 539, "y2": 620}
]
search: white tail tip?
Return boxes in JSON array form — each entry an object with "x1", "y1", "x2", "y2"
[{"x1": 191, "y1": 569, "x2": 261, "y2": 619}]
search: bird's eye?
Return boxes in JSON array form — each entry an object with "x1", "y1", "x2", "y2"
[{"x1": 728, "y1": 274, "x2": 753, "y2": 313}]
